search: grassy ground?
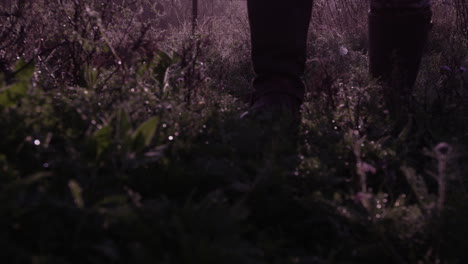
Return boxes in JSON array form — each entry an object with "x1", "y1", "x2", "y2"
[{"x1": 1, "y1": 1, "x2": 467, "y2": 263}]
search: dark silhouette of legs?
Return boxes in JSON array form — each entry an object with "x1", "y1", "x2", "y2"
[
  {"x1": 245, "y1": 0, "x2": 313, "y2": 117},
  {"x1": 246, "y1": 0, "x2": 432, "y2": 121},
  {"x1": 369, "y1": 2, "x2": 432, "y2": 119}
]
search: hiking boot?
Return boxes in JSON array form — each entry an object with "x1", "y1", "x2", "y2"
[{"x1": 240, "y1": 76, "x2": 303, "y2": 121}]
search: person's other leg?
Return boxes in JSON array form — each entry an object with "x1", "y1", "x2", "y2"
[
  {"x1": 246, "y1": 0, "x2": 313, "y2": 115},
  {"x1": 369, "y1": 0, "x2": 432, "y2": 117}
]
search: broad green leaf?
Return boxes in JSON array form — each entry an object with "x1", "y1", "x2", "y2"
[
  {"x1": 94, "y1": 125, "x2": 112, "y2": 158},
  {"x1": 0, "y1": 81, "x2": 29, "y2": 107},
  {"x1": 132, "y1": 116, "x2": 159, "y2": 151}
]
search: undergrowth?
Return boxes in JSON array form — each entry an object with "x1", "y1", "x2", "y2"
[{"x1": 0, "y1": 0, "x2": 467, "y2": 263}]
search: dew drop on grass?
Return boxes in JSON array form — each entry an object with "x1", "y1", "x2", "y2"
[{"x1": 339, "y1": 46, "x2": 348, "y2": 55}]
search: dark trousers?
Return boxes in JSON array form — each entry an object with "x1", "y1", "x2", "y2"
[
  {"x1": 247, "y1": 0, "x2": 313, "y2": 103},
  {"x1": 247, "y1": 0, "x2": 432, "y2": 104},
  {"x1": 368, "y1": 7, "x2": 432, "y2": 97}
]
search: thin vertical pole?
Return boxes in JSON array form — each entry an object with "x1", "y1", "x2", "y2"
[{"x1": 192, "y1": 0, "x2": 198, "y2": 34}]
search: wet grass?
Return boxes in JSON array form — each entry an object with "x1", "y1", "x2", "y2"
[{"x1": 0, "y1": 1, "x2": 467, "y2": 263}]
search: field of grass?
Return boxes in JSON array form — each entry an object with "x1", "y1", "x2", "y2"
[{"x1": 1, "y1": 0, "x2": 467, "y2": 263}]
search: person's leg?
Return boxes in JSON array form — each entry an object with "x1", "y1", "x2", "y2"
[
  {"x1": 369, "y1": 0, "x2": 432, "y2": 117},
  {"x1": 246, "y1": 0, "x2": 313, "y2": 115}
]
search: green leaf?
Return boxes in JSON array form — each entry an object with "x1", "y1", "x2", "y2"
[
  {"x1": 0, "y1": 60, "x2": 35, "y2": 107},
  {"x1": 0, "y1": 81, "x2": 29, "y2": 107},
  {"x1": 68, "y1": 179, "x2": 85, "y2": 208},
  {"x1": 0, "y1": 172, "x2": 52, "y2": 203},
  {"x1": 153, "y1": 50, "x2": 174, "y2": 85},
  {"x1": 132, "y1": 116, "x2": 159, "y2": 151},
  {"x1": 83, "y1": 63, "x2": 98, "y2": 88},
  {"x1": 401, "y1": 166, "x2": 433, "y2": 210},
  {"x1": 172, "y1": 51, "x2": 181, "y2": 64},
  {"x1": 117, "y1": 108, "x2": 132, "y2": 139},
  {"x1": 94, "y1": 125, "x2": 113, "y2": 158},
  {"x1": 103, "y1": 44, "x2": 110, "y2": 53},
  {"x1": 14, "y1": 59, "x2": 35, "y2": 82},
  {"x1": 93, "y1": 195, "x2": 128, "y2": 208}
]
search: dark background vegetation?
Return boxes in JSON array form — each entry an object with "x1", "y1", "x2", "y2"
[{"x1": 0, "y1": 0, "x2": 467, "y2": 263}]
